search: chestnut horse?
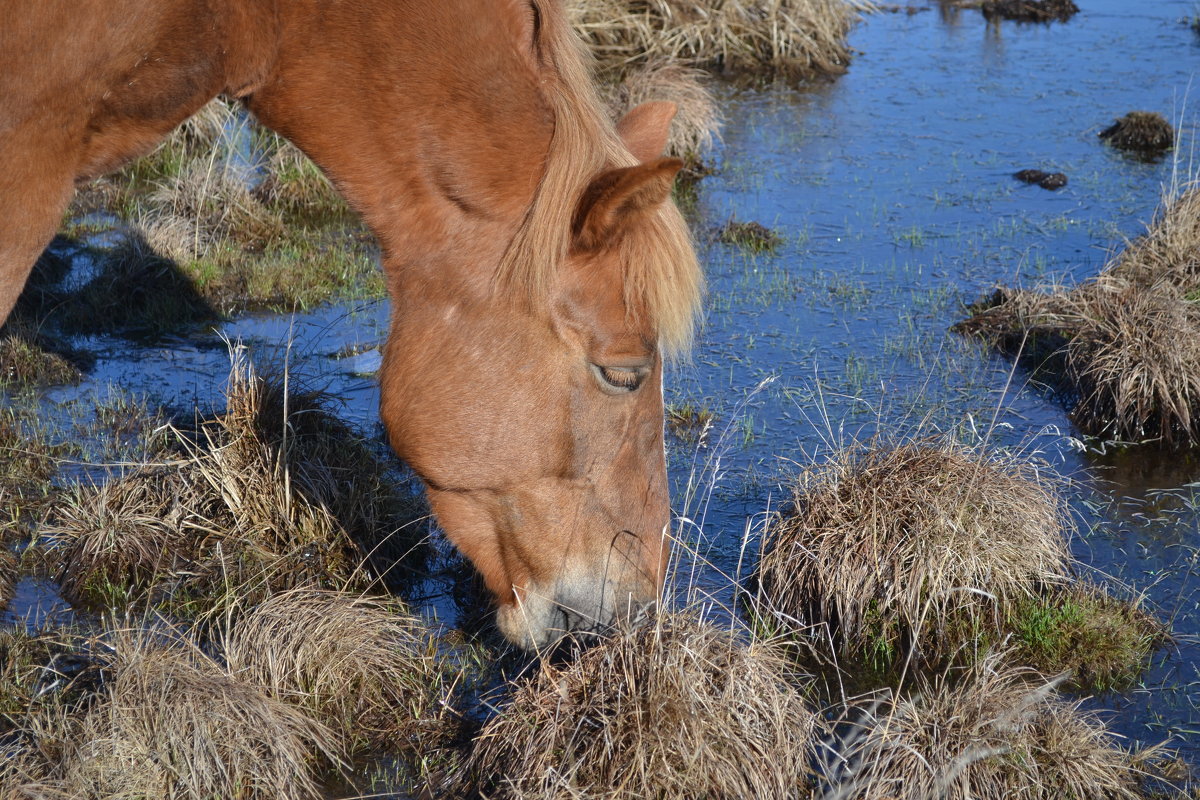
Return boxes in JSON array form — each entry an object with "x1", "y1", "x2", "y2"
[{"x1": 0, "y1": 0, "x2": 701, "y2": 647}]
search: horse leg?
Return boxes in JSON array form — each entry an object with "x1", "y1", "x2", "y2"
[{"x1": 0, "y1": 128, "x2": 78, "y2": 327}]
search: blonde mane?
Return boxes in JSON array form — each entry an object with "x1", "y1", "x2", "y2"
[{"x1": 496, "y1": 0, "x2": 703, "y2": 358}]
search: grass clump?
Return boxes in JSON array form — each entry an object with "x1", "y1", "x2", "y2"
[
  {"x1": 718, "y1": 219, "x2": 783, "y2": 253},
  {"x1": 980, "y1": 0, "x2": 1079, "y2": 23},
  {"x1": 598, "y1": 60, "x2": 722, "y2": 158},
  {"x1": 0, "y1": 628, "x2": 98, "y2": 735},
  {"x1": 1008, "y1": 585, "x2": 1165, "y2": 689},
  {"x1": 223, "y1": 588, "x2": 451, "y2": 755},
  {"x1": 757, "y1": 438, "x2": 1069, "y2": 663},
  {"x1": 61, "y1": 99, "x2": 380, "y2": 331},
  {"x1": 820, "y1": 655, "x2": 1151, "y2": 799},
  {"x1": 754, "y1": 438, "x2": 1163, "y2": 684},
  {"x1": 0, "y1": 327, "x2": 82, "y2": 388},
  {"x1": 451, "y1": 611, "x2": 819, "y2": 799},
  {"x1": 666, "y1": 400, "x2": 716, "y2": 443},
  {"x1": 1100, "y1": 112, "x2": 1175, "y2": 159},
  {"x1": 4, "y1": 628, "x2": 344, "y2": 800},
  {"x1": 0, "y1": 548, "x2": 16, "y2": 611},
  {"x1": 43, "y1": 348, "x2": 424, "y2": 617},
  {"x1": 0, "y1": 404, "x2": 71, "y2": 540},
  {"x1": 955, "y1": 185, "x2": 1200, "y2": 445},
  {"x1": 569, "y1": 0, "x2": 873, "y2": 80}
]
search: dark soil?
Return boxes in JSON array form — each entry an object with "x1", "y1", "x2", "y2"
[
  {"x1": 1100, "y1": 111, "x2": 1175, "y2": 158},
  {"x1": 981, "y1": 0, "x2": 1079, "y2": 23}
]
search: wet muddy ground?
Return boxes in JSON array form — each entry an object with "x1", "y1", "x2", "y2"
[{"x1": 5, "y1": 0, "x2": 1200, "y2": 778}]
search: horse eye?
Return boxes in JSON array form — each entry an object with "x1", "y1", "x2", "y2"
[{"x1": 594, "y1": 364, "x2": 648, "y2": 393}]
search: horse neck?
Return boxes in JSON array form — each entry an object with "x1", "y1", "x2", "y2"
[{"x1": 245, "y1": 0, "x2": 555, "y2": 281}]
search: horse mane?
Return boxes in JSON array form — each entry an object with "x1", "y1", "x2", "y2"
[{"x1": 495, "y1": 0, "x2": 702, "y2": 359}]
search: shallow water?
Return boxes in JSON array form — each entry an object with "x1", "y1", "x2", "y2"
[{"x1": 4, "y1": 0, "x2": 1200, "y2": 778}]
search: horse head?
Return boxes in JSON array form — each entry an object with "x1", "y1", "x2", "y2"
[{"x1": 380, "y1": 102, "x2": 700, "y2": 648}]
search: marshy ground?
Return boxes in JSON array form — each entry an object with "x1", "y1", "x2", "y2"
[{"x1": 4, "y1": 0, "x2": 1200, "y2": 798}]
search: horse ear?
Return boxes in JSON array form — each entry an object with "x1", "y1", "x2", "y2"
[
  {"x1": 573, "y1": 157, "x2": 683, "y2": 251},
  {"x1": 616, "y1": 102, "x2": 677, "y2": 162}
]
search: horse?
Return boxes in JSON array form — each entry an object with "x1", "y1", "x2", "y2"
[{"x1": 0, "y1": 0, "x2": 703, "y2": 648}]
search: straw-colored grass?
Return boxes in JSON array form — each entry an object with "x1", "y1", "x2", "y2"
[
  {"x1": 1, "y1": 405, "x2": 69, "y2": 541},
  {"x1": 818, "y1": 655, "x2": 1149, "y2": 799},
  {"x1": 0, "y1": 548, "x2": 16, "y2": 611},
  {"x1": 956, "y1": 186, "x2": 1200, "y2": 444},
  {"x1": 4, "y1": 628, "x2": 344, "y2": 800},
  {"x1": 598, "y1": 60, "x2": 722, "y2": 157},
  {"x1": 222, "y1": 588, "x2": 451, "y2": 754},
  {"x1": 569, "y1": 0, "x2": 873, "y2": 79},
  {"x1": 452, "y1": 611, "x2": 819, "y2": 799},
  {"x1": 0, "y1": 629, "x2": 97, "y2": 734},
  {"x1": 44, "y1": 348, "x2": 424, "y2": 616},
  {"x1": 757, "y1": 439, "x2": 1070, "y2": 666}
]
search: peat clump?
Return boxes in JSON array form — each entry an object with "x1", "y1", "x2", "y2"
[
  {"x1": 1100, "y1": 111, "x2": 1175, "y2": 159},
  {"x1": 956, "y1": 186, "x2": 1200, "y2": 444},
  {"x1": 754, "y1": 438, "x2": 1164, "y2": 686},
  {"x1": 1015, "y1": 169, "x2": 1068, "y2": 190},
  {"x1": 981, "y1": 0, "x2": 1079, "y2": 23}
]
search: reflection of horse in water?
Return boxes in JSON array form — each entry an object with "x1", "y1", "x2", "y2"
[{"x1": 0, "y1": 0, "x2": 702, "y2": 647}]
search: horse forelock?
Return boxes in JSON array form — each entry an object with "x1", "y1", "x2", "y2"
[{"x1": 495, "y1": 0, "x2": 703, "y2": 360}]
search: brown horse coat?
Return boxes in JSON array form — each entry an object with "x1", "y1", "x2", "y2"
[{"x1": 0, "y1": 0, "x2": 702, "y2": 648}]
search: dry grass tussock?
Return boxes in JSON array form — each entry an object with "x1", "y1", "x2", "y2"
[
  {"x1": 570, "y1": 0, "x2": 873, "y2": 80},
  {"x1": 44, "y1": 347, "x2": 424, "y2": 616},
  {"x1": 451, "y1": 611, "x2": 818, "y2": 799},
  {"x1": 598, "y1": 60, "x2": 721, "y2": 157},
  {"x1": 223, "y1": 588, "x2": 450, "y2": 752},
  {"x1": 756, "y1": 439, "x2": 1073, "y2": 663},
  {"x1": 817, "y1": 655, "x2": 1149, "y2": 799},
  {"x1": 2, "y1": 627, "x2": 343, "y2": 800},
  {"x1": 956, "y1": 185, "x2": 1200, "y2": 444}
]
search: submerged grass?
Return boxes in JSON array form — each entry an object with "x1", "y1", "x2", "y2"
[
  {"x1": 43, "y1": 347, "x2": 426, "y2": 617},
  {"x1": 451, "y1": 611, "x2": 819, "y2": 799},
  {"x1": 956, "y1": 184, "x2": 1200, "y2": 445},
  {"x1": 818, "y1": 654, "x2": 1152, "y2": 799},
  {"x1": 754, "y1": 437, "x2": 1164, "y2": 686}
]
